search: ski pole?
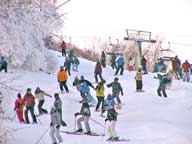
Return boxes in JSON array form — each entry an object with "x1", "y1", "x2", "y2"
[
  {"x1": 90, "y1": 118, "x2": 105, "y2": 128},
  {"x1": 101, "y1": 121, "x2": 106, "y2": 141},
  {"x1": 35, "y1": 126, "x2": 50, "y2": 144}
]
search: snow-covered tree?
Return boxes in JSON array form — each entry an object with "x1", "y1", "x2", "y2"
[{"x1": 0, "y1": 0, "x2": 64, "y2": 73}]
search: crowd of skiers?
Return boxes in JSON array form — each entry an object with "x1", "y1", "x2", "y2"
[{"x1": 11, "y1": 44, "x2": 192, "y2": 144}]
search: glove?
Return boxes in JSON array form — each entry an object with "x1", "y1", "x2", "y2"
[
  {"x1": 74, "y1": 112, "x2": 79, "y2": 117},
  {"x1": 50, "y1": 122, "x2": 53, "y2": 126},
  {"x1": 121, "y1": 92, "x2": 123, "y2": 96},
  {"x1": 62, "y1": 121, "x2": 67, "y2": 127},
  {"x1": 14, "y1": 108, "x2": 16, "y2": 111},
  {"x1": 56, "y1": 125, "x2": 60, "y2": 129},
  {"x1": 105, "y1": 119, "x2": 108, "y2": 122}
]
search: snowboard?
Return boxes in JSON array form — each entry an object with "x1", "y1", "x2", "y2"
[
  {"x1": 60, "y1": 131, "x2": 104, "y2": 136},
  {"x1": 107, "y1": 139, "x2": 130, "y2": 142}
]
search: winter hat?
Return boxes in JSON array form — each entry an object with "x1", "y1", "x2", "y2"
[
  {"x1": 60, "y1": 66, "x2": 64, "y2": 69},
  {"x1": 54, "y1": 93, "x2": 59, "y2": 98},
  {"x1": 80, "y1": 75, "x2": 84, "y2": 80},
  {"x1": 107, "y1": 94, "x2": 112, "y2": 99},
  {"x1": 17, "y1": 93, "x2": 21, "y2": 98},
  {"x1": 114, "y1": 77, "x2": 119, "y2": 81},
  {"x1": 82, "y1": 101, "x2": 89, "y2": 107},
  {"x1": 27, "y1": 88, "x2": 31, "y2": 92}
]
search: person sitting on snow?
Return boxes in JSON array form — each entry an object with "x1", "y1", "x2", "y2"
[{"x1": 74, "y1": 101, "x2": 91, "y2": 134}]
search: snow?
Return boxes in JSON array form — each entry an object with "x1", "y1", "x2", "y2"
[{"x1": 2, "y1": 50, "x2": 192, "y2": 144}]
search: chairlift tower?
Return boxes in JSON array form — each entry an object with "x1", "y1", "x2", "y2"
[{"x1": 124, "y1": 29, "x2": 156, "y2": 66}]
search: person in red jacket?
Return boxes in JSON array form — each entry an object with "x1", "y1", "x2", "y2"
[
  {"x1": 94, "y1": 61, "x2": 103, "y2": 83},
  {"x1": 60, "y1": 40, "x2": 66, "y2": 57},
  {"x1": 14, "y1": 93, "x2": 25, "y2": 123},
  {"x1": 23, "y1": 88, "x2": 37, "y2": 124},
  {"x1": 182, "y1": 60, "x2": 191, "y2": 82}
]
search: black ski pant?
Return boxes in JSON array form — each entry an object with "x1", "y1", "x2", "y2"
[
  {"x1": 24, "y1": 106, "x2": 37, "y2": 123},
  {"x1": 95, "y1": 96, "x2": 104, "y2": 112},
  {"x1": 157, "y1": 84, "x2": 167, "y2": 97},
  {"x1": 0, "y1": 66, "x2": 7, "y2": 73},
  {"x1": 62, "y1": 49, "x2": 66, "y2": 56},
  {"x1": 115, "y1": 65, "x2": 124, "y2": 75},
  {"x1": 59, "y1": 81, "x2": 69, "y2": 92},
  {"x1": 38, "y1": 100, "x2": 48, "y2": 114},
  {"x1": 136, "y1": 80, "x2": 143, "y2": 90},
  {"x1": 101, "y1": 60, "x2": 106, "y2": 68},
  {"x1": 95, "y1": 72, "x2": 103, "y2": 82}
]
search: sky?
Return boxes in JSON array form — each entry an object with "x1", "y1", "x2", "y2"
[{"x1": 57, "y1": 0, "x2": 192, "y2": 61}]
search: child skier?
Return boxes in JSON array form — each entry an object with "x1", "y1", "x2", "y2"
[
  {"x1": 74, "y1": 101, "x2": 91, "y2": 134},
  {"x1": 50, "y1": 106, "x2": 63, "y2": 144},
  {"x1": 14, "y1": 93, "x2": 25, "y2": 123},
  {"x1": 135, "y1": 67, "x2": 143, "y2": 92},
  {"x1": 105, "y1": 107, "x2": 119, "y2": 141}
]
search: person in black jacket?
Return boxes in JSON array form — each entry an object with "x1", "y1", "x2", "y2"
[
  {"x1": 105, "y1": 108, "x2": 119, "y2": 141},
  {"x1": 74, "y1": 101, "x2": 91, "y2": 134}
]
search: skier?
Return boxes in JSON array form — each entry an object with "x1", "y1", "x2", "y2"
[
  {"x1": 110, "y1": 52, "x2": 117, "y2": 69},
  {"x1": 72, "y1": 76, "x2": 81, "y2": 92},
  {"x1": 60, "y1": 40, "x2": 66, "y2": 57},
  {"x1": 105, "y1": 107, "x2": 119, "y2": 141},
  {"x1": 57, "y1": 66, "x2": 69, "y2": 94},
  {"x1": 135, "y1": 67, "x2": 143, "y2": 92},
  {"x1": 14, "y1": 93, "x2": 25, "y2": 123},
  {"x1": 50, "y1": 106, "x2": 63, "y2": 144},
  {"x1": 172, "y1": 55, "x2": 182, "y2": 79},
  {"x1": 68, "y1": 49, "x2": 74, "y2": 66},
  {"x1": 154, "y1": 73, "x2": 170, "y2": 97},
  {"x1": 141, "y1": 55, "x2": 148, "y2": 74},
  {"x1": 107, "y1": 77, "x2": 123, "y2": 104},
  {"x1": 54, "y1": 93, "x2": 67, "y2": 127},
  {"x1": 115, "y1": 55, "x2": 125, "y2": 75},
  {"x1": 23, "y1": 88, "x2": 37, "y2": 124},
  {"x1": 182, "y1": 60, "x2": 191, "y2": 82},
  {"x1": 64, "y1": 57, "x2": 71, "y2": 76},
  {"x1": 94, "y1": 61, "x2": 103, "y2": 83},
  {"x1": 95, "y1": 80, "x2": 105, "y2": 112},
  {"x1": 101, "y1": 51, "x2": 106, "y2": 68},
  {"x1": 74, "y1": 101, "x2": 91, "y2": 134},
  {"x1": 34, "y1": 87, "x2": 52, "y2": 115},
  {"x1": 0, "y1": 56, "x2": 8, "y2": 73},
  {"x1": 79, "y1": 76, "x2": 97, "y2": 106},
  {"x1": 72, "y1": 56, "x2": 80, "y2": 71},
  {"x1": 100, "y1": 94, "x2": 115, "y2": 117}
]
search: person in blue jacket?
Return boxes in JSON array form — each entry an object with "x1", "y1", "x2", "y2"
[{"x1": 115, "y1": 55, "x2": 124, "y2": 75}]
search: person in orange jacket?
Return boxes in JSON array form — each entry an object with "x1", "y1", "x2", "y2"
[
  {"x1": 14, "y1": 93, "x2": 25, "y2": 123},
  {"x1": 57, "y1": 66, "x2": 69, "y2": 94}
]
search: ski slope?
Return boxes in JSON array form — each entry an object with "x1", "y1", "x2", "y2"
[{"x1": 2, "y1": 50, "x2": 192, "y2": 144}]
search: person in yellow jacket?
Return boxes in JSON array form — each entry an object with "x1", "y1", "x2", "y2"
[
  {"x1": 35, "y1": 87, "x2": 52, "y2": 115},
  {"x1": 57, "y1": 66, "x2": 69, "y2": 94},
  {"x1": 95, "y1": 80, "x2": 106, "y2": 114},
  {"x1": 135, "y1": 67, "x2": 143, "y2": 92}
]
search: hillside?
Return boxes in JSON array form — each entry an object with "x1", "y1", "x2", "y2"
[{"x1": 1, "y1": 50, "x2": 192, "y2": 144}]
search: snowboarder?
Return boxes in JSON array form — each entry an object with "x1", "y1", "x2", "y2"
[
  {"x1": 115, "y1": 55, "x2": 125, "y2": 75},
  {"x1": 182, "y1": 60, "x2": 191, "y2": 82},
  {"x1": 105, "y1": 107, "x2": 119, "y2": 141},
  {"x1": 95, "y1": 80, "x2": 106, "y2": 112},
  {"x1": 57, "y1": 66, "x2": 69, "y2": 94},
  {"x1": 23, "y1": 88, "x2": 37, "y2": 124},
  {"x1": 74, "y1": 101, "x2": 91, "y2": 134},
  {"x1": 14, "y1": 93, "x2": 25, "y2": 123},
  {"x1": 135, "y1": 67, "x2": 143, "y2": 92},
  {"x1": 107, "y1": 77, "x2": 123, "y2": 104},
  {"x1": 60, "y1": 40, "x2": 66, "y2": 57},
  {"x1": 50, "y1": 106, "x2": 63, "y2": 144},
  {"x1": 34, "y1": 87, "x2": 52, "y2": 115},
  {"x1": 94, "y1": 61, "x2": 103, "y2": 83},
  {"x1": 101, "y1": 51, "x2": 106, "y2": 68},
  {"x1": 154, "y1": 73, "x2": 170, "y2": 97},
  {"x1": 54, "y1": 93, "x2": 67, "y2": 127},
  {"x1": 0, "y1": 56, "x2": 8, "y2": 73},
  {"x1": 79, "y1": 76, "x2": 97, "y2": 106},
  {"x1": 141, "y1": 55, "x2": 148, "y2": 74},
  {"x1": 72, "y1": 56, "x2": 80, "y2": 71}
]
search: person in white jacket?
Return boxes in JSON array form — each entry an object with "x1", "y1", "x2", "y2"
[{"x1": 50, "y1": 106, "x2": 63, "y2": 144}]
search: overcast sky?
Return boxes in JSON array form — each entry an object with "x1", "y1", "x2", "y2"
[{"x1": 58, "y1": 0, "x2": 192, "y2": 61}]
